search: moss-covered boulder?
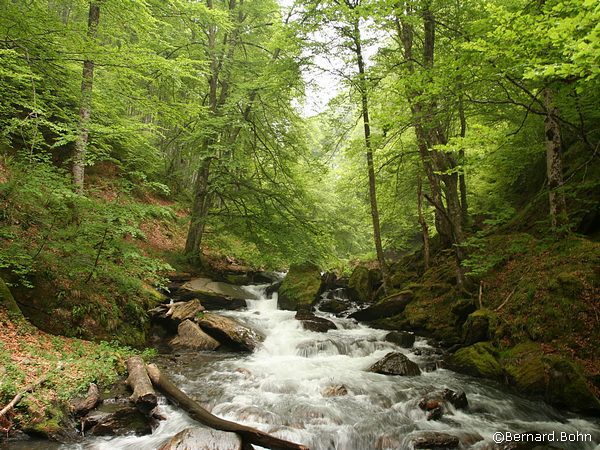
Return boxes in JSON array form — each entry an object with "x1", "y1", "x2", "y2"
[
  {"x1": 462, "y1": 309, "x2": 498, "y2": 345},
  {"x1": 349, "y1": 290, "x2": 413, "y2": 322},
  {"x1": 502, "y1": 342, "x2": 600, "y2": 414},
  {"x1": 278, "y1": 262, "x2": 323, "y2": 311},
  {"x1": 0, "y1": 277, "x2": 23, "y2": 317},
  {"x1": 449, "y1": 342, "x2": 503, "y2": 379},
  {"x1": 348, "y1": 266, "x2": 372, "y2": 303}
]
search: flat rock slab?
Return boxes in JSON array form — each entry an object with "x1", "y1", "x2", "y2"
[
  {"x1": 159, "y1": 427, "x2": 242, "y2": 450},
  {"x1": 198, "y1": 313, "x2": 264, "y2": 352},
  {"x1": 170, "y1": 320, "x2": 220, "y2": 350},
  {"x1": 182, "y1": 278, "x2": 257, "y2": 301},
  {"x1": 349, "y1": 291, "x2": 413, "y2": 322}
]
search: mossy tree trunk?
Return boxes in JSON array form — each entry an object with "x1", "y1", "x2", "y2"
[{"x1": 0, "y1": 277, "x2": 24, "y2": 318}]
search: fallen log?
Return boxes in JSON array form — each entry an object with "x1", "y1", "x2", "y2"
[
  {"x1": 126, "y1": 356, "x2": 158, "y2": 413},
  {"x1": 145, "y1": 364, "x2": 309, "y2": 450}
]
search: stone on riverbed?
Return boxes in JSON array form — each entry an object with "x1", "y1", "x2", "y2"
[
  {"x1": 369, "y1": 351, "x2": 421, "y2": 376},
  {"x1": 83, "y1": 406, "x2": 155, "y2": 436},
  {"x1": 159, "y1": 427, "x2": 243, "y2": 450},
  {"x1": 197, "y1": 313, "x2": 264, "y2": 352},
  {"x1": 295, "y1": 309, "x2": 337, "y2": 333},
  {"x1": 170, "y1": 320, "x2": 220, "y2": 351},
  {"x1": 385, "y1": 330, "x2": 415, "y2": 348}
]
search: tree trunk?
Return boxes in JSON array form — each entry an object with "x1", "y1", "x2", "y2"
[
  {"x1": 458, "y1": 94, "x2": 468, "y2": 224},
  {"x1": 417, "y1": 175, "x2": 430, "y2": 270},
  {"x1": 185, "y1": 156, "x2": 212, "y2": 262},
  {"x1": 145, "y1": 364, "x2": 308, "y2": 450},
  {"x1": 353, "y1": 20, "x2": 390, "y2": 295},
  {"x1": 543, "y1": 88, "x2": 568, "y2": 231},
  {"x1": 126, "y1": 356, "x2": 158, "y2": 414},
  {"x1": 72, "y1": 2, "x2": 100, "y2": 194}
]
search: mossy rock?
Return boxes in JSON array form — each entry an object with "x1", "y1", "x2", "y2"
[
  {"x1": 502, "y1": 342, "x2": 600, "y2": 414},
  {"x1": 21, "y1": 401, "x2": 77, "y2": 441},
  {"x1": 462, "y1": 309, "x2": 498, "y2": 345},
  {"x1": 348, "y1": 266, "x2": 372, "y2": 303},
  {"x1": 0, "y1": 277, "x2": 23, "y2": 317},
  {"x1": 449, "y1": 342, "x2": 503, "y2": 379},
  {"x1": 278, "y1": 262, "x2": 322, "y2": 311}
]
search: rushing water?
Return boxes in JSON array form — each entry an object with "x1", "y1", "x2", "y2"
[{"x1": 8, "y1": 284, "x2": 600, "y2": 449}]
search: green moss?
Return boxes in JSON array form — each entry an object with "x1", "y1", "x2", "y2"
[
  {"x1": 0, "y1": 277, "x2": 23, "y2": 317},
  {"x1": 278, "y1": 262, "x2": 322, "y2": 310},
  {"x1": 348, "y1": 266, "x2": 371, "y2": 302},
  {"x1": 501, "y1": 342, "x2": 600, "y2": 413},
  {"x1": 451, "y1": 342, "x2": 503, "y2": 378}
]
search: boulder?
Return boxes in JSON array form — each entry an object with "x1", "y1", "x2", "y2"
[
  {"x1": 369, "y1": 352, "x2": 421, "y2": 376},
  {"x1": 442, "y1": 388, "x2": 468, "y2": 410},
  {"x1": 349, "y1": 291, "x2": 413, "y2": 322},
  {"x1": 0, "y1": 277, "x2": 23, "y2": 317},
  {"x1": 178, "y1": 277, "x2": 254, "y2": 310},
  {"x1": 197, "y1": 313, "x2": 264, "y2": 352},
  {"x1": 348, "y1": 266, "x2": 372, "y2": 303},
  {"x1": 501, "y1": 342, "x2": 600, "y2": 414},
  {"x1": 462, "y1": 309, "x2": 496, "y2": 345},
  {"x1": 278, "y1": 262, "x2": 323, "y2": 311},
  {"x1": 295, "y1": 310, "x2": 337, "y2": 333},
  {"x1": 170, "y1": 320, "x2": 220, "y2": 351},
  {"x1": 159, "y1": 427, "x2": 243, "y2": 450},
  {"x1": 318, "y1": 298, "x2": 351, "y2": 315},
  {"x1": 411, "y1": 432, "x2": 459, "y2": 449},
  {"x1": 385, "y1": 331, "x2": 415, "y2": 348},
  {"x1": 168, "y1": 300, "x2": 205, "y2": 322},
  {"x1": 448, "y1": 342, "x2": 503, "y2": 379},
  {"x1": 83, "y1": 406, "x2": 155, "y2": 436},
  {"x1": 451, "y1": 299, "x2": 477, "y2": 326}
]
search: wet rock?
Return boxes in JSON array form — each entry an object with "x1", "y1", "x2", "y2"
[
  {"x1": 385, "y1": 331, "x2": 415, "y2": 348},
  {"x1": 369, "y1": 352, "x2": 421, "y2": 376},
  {"x1": 426, "y1": 406, "x2": 443, "y2": 421},
  {"x1": 442, "y1": 388, "x2": 468, "y2": 410},
  {"x1": 83, "y1": 406, "x2": 155, "y2": 436},
  {"x1": 321, "y1": 384, "x2": 348, "y2": 397},
  {"x1": 278, "y1": 263, "x2": 323, "y2": 311},
  {"x1": 349, "y1": 291, "x2": 413, "y2": 322},
  {"x1": 170, "y1": 320, "x2": 220, "y2": 350},
  {"x1": 265, "y1": 281, "x2": 282, "y2": 297},
  {"x1": 412, "y1": 432, "x2": 459, "y2": 449},
  {"x1": 159, "y1": 427, "x2": 242, "y2": 450},
  {"x1": 295, "y1": 310, "x2": 337, "y2": 333},
  {"x1": 319, "y1": 298, "x2": 351, "y2": 315},
  {"x1": 197, "y1": 313, "x2": 264, "y2": 352}
]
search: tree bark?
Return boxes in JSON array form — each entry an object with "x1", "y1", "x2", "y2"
[
  {"x1": 145, "y1": 364, "x2": 309, "y2": 450},
  {"x1": 352, "y1": 19, "x2": 390, "y2": 295},
  {"x1": 543, "y1": 88, "x2": 568, "y2": 230},
  {"x1": 126, "y1": 356, "x2": 158, "y2": 413},
  {"x1": 458, "y1": 94, "x2": 468, "y2": 224},
  {"x1": 72, "y1": 2, "x2": 100, "y2": 194},
  {"x1": 416, "y1": 175, "x2": 430, "y2": 270}
]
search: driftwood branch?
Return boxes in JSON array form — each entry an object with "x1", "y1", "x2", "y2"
[
  {"x1": 126, "y1": 356, "x2": 158, "y2": 413},
  {"x1": 145, "y1": 364, "x2": 309, "y2": 450},
  {"x1": 0, "y1": 363, "x2": 63, "y2": 419}
]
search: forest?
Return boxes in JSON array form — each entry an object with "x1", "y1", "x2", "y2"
[{"x1": 0, "y1": 0, "x2": 599, "y2": 448}]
